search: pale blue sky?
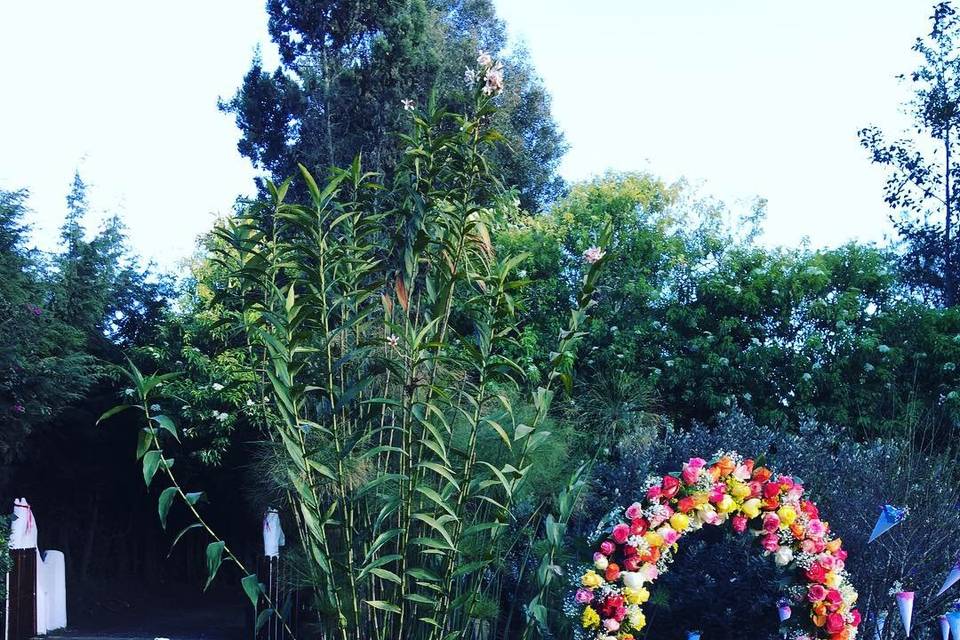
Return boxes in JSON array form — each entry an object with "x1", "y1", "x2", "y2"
[{"x1": 0, "y1": 1, "x2": 935, "y2": 269}]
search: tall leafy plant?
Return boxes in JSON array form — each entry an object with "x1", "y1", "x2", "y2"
[{"x1": 103, "y1": 54, "x2": 608, "y2": 639}]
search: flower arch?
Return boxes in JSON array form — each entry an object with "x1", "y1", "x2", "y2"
[{"x1": 573, "y1": 452, "x2": 861, "y2": 640}]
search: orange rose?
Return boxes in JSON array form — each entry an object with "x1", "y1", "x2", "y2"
[
  {"x1": 827, "y1": 538, "x2": 842, "y2": 553},
  {"x1": 791, "y1": 523, "x2": 805, "y2": 539},
  {"x1": 752, "y1": 467, "x2": 773, "y2": 482},
  {"x1": 716, "y1": 456, "x2": 736, "y2": 477}
]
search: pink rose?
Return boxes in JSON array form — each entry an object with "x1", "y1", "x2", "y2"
[
  {"x1": 801, "y1": 539, "x2": 817, "y2": 554},
  {"x1": 658, "y1": 525, "x2": 680, "y2": 545},
  {"x1": 787, "y1": 485, "x2": 804, "y2": 501},
  {"x1": 733, "y1": 462, "x2": 753, "y2": 481},
  {"x1": 850, "y1": 609, "x2": 862, "y2": 627},
  {"x1": 599, "y1": 540, "x2": 615, "y2": 556},
  {"x1": 748, "y1": 481, "x2": 763, "y2": 498},
  {"x1": 818, "y1": 554, "x2": 837, "y2": 571},
  {"x1": 761, "y1": 533, "x2": 780, "y2": 552},
  {"x1": 709, "y1": 483, "x2": 727, "y2": 503},
  {"x1": 806, "y1": 519, "x2": 826, "y2": 538},
  {"x1": 825, "y1": 589, "x2": 842, "y2": 607},
  {"x1": 575, "y1": 588, "x2": 593, "y2": 604},
  {"x1": 682, "y1": 457, "x2": 706, "y2": 484},
  {"x1": 762, "y1": 513, "x2": 780, "y2": 534},
  {"x1": 646, "y1": 485, "x2": 662, "y2": 500},
  {"x1": 603, "y1": 618, "x2": 620, "y2": 632},
  {"x1": 807, "y1": 584, "x2": 827, "y2": 601},
  {"x1": 625, "y1": 502, "x2": 643, "y2": 520},
  {"x1": 612, "y1": 523, "x2": 630, "y2": 544},
  {"x1": 731, "y1": 515, "x2": 748, "y2": 533}
]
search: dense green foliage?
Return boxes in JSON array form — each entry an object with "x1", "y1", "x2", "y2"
[
  {"x1": 220, "y1": 0, "x2": 566, "y2": 211},
  {"x1": 107, "y1": 63, "x2": 609, "y2": 639}
]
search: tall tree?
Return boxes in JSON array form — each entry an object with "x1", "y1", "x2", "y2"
[
  {"x1": 220, "y1": 0, "x2": 566, "y2": 211},
  {"x1": 860, "y1": 1, "x2": 960, "y2": 305}
]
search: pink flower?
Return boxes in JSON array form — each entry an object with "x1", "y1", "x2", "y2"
[
  {"x1": 482, "y1": 63, "x2": 504, "y2": 96},
  {"x1": 625, "y1": 502, "x2": 643, "y2": 520},
  {"x1": 801, "y1": 539, "x2": 818, "y2": 554},
  {"x1": 599, "y1": 540, "x2": 615, "y2": 556},
  {"x1": 657, "y1": 525, "x2": 679, "y2": 545},
  {"x1": 681, "y1": 458, "x2": 705, "y2": 484},
  {"x1": 761, "y1": 533, "x2": 780, "y2": 552},
  {"x1": 646, "y1": 485, "x2": 662, "y2": 500},
  {"x1": 477, "y1": 50, "x2": 493, "y2": 67},
  {"x1": 825, "y1": 589, "x2": 843, "y2": 607},
  {"x1": 583, "y1": 246, "x2": 606, "y2": 264},
  {"x1": 612, "y1": 523, "x2": 630, "y2": 544},
  {"x1": 806, "y1": 519, "x2": 826, "y2": 538},
  {"x1": 700, "y1": 508, "x2": 720, "y2": 525},
  {"x1": 575, "y1": 588, "x2": 593, "y2": 603},
  {"x1": 603, "y1": 619, "x2": 620, "y2": 632},
  {"x1": 709, "y1": 483, "x2": 727, "y2": 503},
  {"x1": 731, "y1": 515, "x2": 748, "y2": 533},
  {"x1": 733, "y1": 463, "x2": 753, "y2": 481},
  {"x1": 807, "y1": 584, "x2": 827, "y2": 602},
  {"x1": 818, "y1": 554, "x2": 837, "y2": 571},
  {"x1": 762, "y1": 513, "x2": 780, "y2": 534}
]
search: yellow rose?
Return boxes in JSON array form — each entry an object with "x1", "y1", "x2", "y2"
[
  {"x1": 670, "y1": 513, "x2": 690, "y2": 531},
  {"x1": 581, "y1": 605, "x2": 600, "y2": 629},
  {"x1": 824, "y1": 572, "x2": 839, "y2": 588},
  {"x1": 717, "y1": 494, "x2": 736, "y2": 513},
  {"x1": 777, "y1": 505, "x2": 797, "y2": 527},
  {"x1": 692, "y1": 492, "x2": 709, "y2": 506},
  {"x1": 632, "y1": 610, "x2": 647, "y2": 631},
  {"x1": 729, "y1": 481, "x2": 751, "y2": 499},
  {"x1": 581, "y1": 570, "x2": 603, "y2": 589},
  {"x1": 644, "y1": 531, "x2": 664, "y2": 548},
  {"x1": 624, "y1": 586, "x2": 650, "y2": 605},
  {"x1": 741, "y1": 498, "x2": 762, "y2": 518}
]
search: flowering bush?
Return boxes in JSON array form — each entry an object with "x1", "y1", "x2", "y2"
[{"x1": 573, "y1": 451, "x2": 860, "y2": 640}]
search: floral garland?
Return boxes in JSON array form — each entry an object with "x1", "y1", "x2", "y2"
[{"x1": 572, "y1": 452, "x2": 861, "y2": 640}]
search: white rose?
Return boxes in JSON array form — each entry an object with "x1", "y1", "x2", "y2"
[
  {"x1": 774, "y1": 546, "x2": 794, "y2": 566},
  {"x1": 621, "y1": 571, "x2": 644, "y2": 589}
]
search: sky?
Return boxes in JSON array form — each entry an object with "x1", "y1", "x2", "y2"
[{"x1": 0, "y1": 1, "x2": 938, "y2": 270}]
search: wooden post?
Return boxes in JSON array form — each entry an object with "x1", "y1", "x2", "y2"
[{"x1": 6, "y1": 550, "x2": 36, "y2": 640}]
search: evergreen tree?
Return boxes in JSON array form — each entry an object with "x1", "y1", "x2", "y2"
[{"x1": 220, "y1": 0, "x2": 566, "y2": 211}]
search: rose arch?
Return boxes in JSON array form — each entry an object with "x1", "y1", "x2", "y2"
[{"x1": 573, "y1": 452, "x2": 861, "y2": 640}]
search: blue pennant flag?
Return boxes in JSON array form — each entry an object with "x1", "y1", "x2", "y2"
[{"x1": 868, "y1": 505, "x2": 907, "y2": 543}]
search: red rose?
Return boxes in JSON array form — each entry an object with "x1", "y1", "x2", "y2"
[
  {"x1": 624, "y1": 555, "x2": 641, "y2": 571},
  {"x1": 630, "y1": 518, "x2": 649, "y2": 536},
  {"x1": 763, "y1": 482, "x2": 781, "y2": 499},
  {"x1": 677, "y1": 497, "x2": 695, "y2": 513},
  {"x1": 806, "y1": 563, "x2": 827, "y2": 583},
  {"x1": 662, "y1": 475, "x2": 681, "y2": 499},
  {"x1": 623, "y1": 544, "x2": 637, "y2": 557},
  {"x1": 825, "y1": 613, "x2": 845, "y2": 634}
]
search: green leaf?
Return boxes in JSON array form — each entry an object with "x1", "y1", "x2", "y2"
[
  {"x1": 412, "y1": 513, "x2": 456, "y2": 549},
  {"x1": 142, "y1": 450, "x2": 161, "y2": 486},
  {"x1": 365, "y1": 600, "x2": 402, "y2": 615},
  {"x1": 167, "y1": 523, "x2": 202, "y2": 558},
  {"x1": 185, "y1": 491, "x2": 205, "y2": 505},
  {"x1": 255, "y1": 608, "x2": 275, "y2": 632},
  {"x1": 151, "y1": 415, "x2": 179, "y2": 442},
  {"x1": 205, "y1": 541, "x2": 226, "y2": 590},
  {"x1": 135, "y1": 428, "x2": 155, "y2": 460},
  {"x1": 241, "y1": 574, "x2": 261, "y2": 608},
  {"x1": 97, "y1": 404, "x2": 133, "y2": 425},
  {"x1": 157, "y1": 486, "x2": 177, "y2": 530}
]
